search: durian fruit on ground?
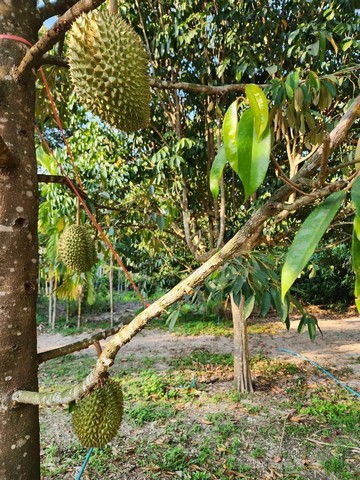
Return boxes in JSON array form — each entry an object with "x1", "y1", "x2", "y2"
[
  {"x1": 67, "y1": 10, "x2": 150, "y2": 132},
  {"x1": 59, "y1": 224, "x2": 96, "y2": 273},
  {"x1": 72, "y1": 379, "x2": 124, "y2": 448}
]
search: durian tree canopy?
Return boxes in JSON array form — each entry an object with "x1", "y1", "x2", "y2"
[{"x1": 67, "y1": 10, "x2": 150, "y2": 132}]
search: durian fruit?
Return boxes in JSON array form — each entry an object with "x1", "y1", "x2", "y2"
[
  {"x1": 72, "y1": 379, "x2": 124, "y2": 448},
  {"x1": 67, "y1": 10, "x2": 150, "y2": 132},
  {"x1": 59, "y1": 224, "x2": 96, "y2": 273}
]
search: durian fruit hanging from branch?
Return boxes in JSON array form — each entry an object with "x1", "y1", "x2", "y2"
[
  {"x1": 72, "y1": 378, "x2": 124, "y2": 448},
  {"x1": 59, "y1": 224, "x2": 97, "y2": 273},
  {"x1": 67, "y1": 4, "x2": 150, "y2": 132}
]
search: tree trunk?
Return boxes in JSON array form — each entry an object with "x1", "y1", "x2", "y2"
[
  {"x1": 0, "y1": 2, "x2": 41, "y2": 478},
  {"x1": 51, "y1": 276, "x2": 57, "y2": 329},
  {"x1": 48, "y1": 278, "x2": 53, "y2": 326},
  {"x1": 230, "y1": 294, "x2": 253, "y2": 393},
  {"x1": 109, "y1": 254, "x2": 114, "y2": 327}
]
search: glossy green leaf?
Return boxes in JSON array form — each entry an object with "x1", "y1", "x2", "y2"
[
  {"x1": 209, "y1": 145, "x2": 227, "y2": 199},
  {"x1": 281, "y1": 191, "x2": 345, "y2": 301},
  {"x1": 223, "y1": 99, "x2": 239, "y2": 173},
  {"x1": 245, "y1": 84, "x2": 269, "y2": 139},
  {"x1": 236, "y1": 109, "x2": 271, "y2": 200},
  {"x1": 351, "y1": 176, "x2": 360, "y2": 219}
]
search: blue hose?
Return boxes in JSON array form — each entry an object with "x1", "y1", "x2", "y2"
[
  {"x1": 277, "y1": 347, "x2": 360, "y2": 398},
  {"x1": 76, "y1": 447, "x2": 94, "y2": 480}
]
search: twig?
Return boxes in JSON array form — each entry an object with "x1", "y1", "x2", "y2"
[
  {"x1": 15, "y1": 0, "x2": 106, "y2": 81},
  {"x1": 38, "y1": 0, "x2": 79, "y2": 22},
  {"x1": 271, "y1": 155, "x2": 316, "y2": 197},
  {"x1": 277, "y1": 414, "x2": 288, "y2": 460},
  {"x1": 272, "y1": 180, "x2": 347, "y2": 212},
  {"x1": 305, "y1": 438, "x2": 360, "y2": 453}
]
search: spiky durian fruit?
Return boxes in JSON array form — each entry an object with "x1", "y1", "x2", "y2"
[
  {"x1": 59, "y1": 224, "x2": 96, "y2": 273},
  {"x1": 67, "y1": 10, "x2": 150, "y2": 132},
  {"x1": 72, "y1": 380, "x2": 124, "y2": 448}
]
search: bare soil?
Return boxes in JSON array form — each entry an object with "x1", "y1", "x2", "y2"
[{"x1": 38, "y1": 312, "x2": 360, "y2": 389}]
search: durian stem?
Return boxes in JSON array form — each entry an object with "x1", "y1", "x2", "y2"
[
  {"x1": 108, "y1": 0, "x2": 118, "y2": 14},
  {"x1": 76, "y1": 197, "x2": 81, "y2": 226}
]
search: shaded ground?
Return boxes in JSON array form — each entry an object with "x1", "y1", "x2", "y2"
[{"x1": 38, "y1": 310, "x2": 360, "y2": 480}]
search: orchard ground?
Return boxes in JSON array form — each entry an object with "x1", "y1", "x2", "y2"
[{"x1": 37, "y1": 306, "x2": 360, "y2": 480}]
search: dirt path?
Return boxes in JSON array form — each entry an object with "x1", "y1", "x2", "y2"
[{"x1": 38, "y1": 314, "x2": 360, "y2": 390}]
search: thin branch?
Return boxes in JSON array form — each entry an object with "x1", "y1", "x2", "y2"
[
  {"x1": 38, "y1": 1, "x2": 79, "y2": 22},
  {"x1": 38, "y1": 325, "x2": 122, "y2": 363},
  {"x1": 40, "y1": 54, "x2": 69, "y2": 68},
  {"x1": 151, "y1": 79, "x2": 250, "y2": 95},
  {"x1": 317, "y1": 131, "x2": 331, "y2": 186},
  {"x1": 11, "y1": 95, "x2": 360, "y2": 407},
  {"x1": 15, "y1": 0, "x2": 106, "y2": 80},
  {"x1": 271, "y1": 155, "x2": 316, "y2": 197},
  {"x1": 272, "y1": 180, "x2": 347, "y2": 212}
]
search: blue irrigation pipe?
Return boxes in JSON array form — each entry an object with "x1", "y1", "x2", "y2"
[
  {"x1": 76, "y1": 447, "x2": 94, "y2": 480},
  {"x1": 277, "y1": 348, "x2": 360, "y2": 398}
]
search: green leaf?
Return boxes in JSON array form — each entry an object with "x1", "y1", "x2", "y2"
[
  {"x1": 308, "y1": 71, "x2": 320, "y2": 93},
  {"x1": 270, "y1": 288, "x2": 288, "y2": 323},
  {"x1": 319, "y1": 31, "x2": 326, "y2": 63},
  {"x1": 210, "y1": 145, "x2": 227, "y2": 199},
  {"x1": 285, "y1": 72, "x2": 300, "y2": 100},
  {"x1": 236, "y1": 109, "x2": 271, "y2": 200},
  {"x1": 166, "y1": 309, "x2": 180, "y2": 331},
  {"x1": 223, "y1": 99, "x2": 239, "y2": 172},
  {"x1": 281, "y1": 191, "x2": 345, "y2": 300},
  {"x1": 352, "y1": 218, "x2": 360, "y2": 273},
  {"x1": 232, "y1": 274, "x2": 246, "y2": 295},
  {"x1": 297, "y1": 315, "x2": 308, "y2": 334},
  {"x1": 307, "y1": 41, "x2": 319, "y2": 57},
  {"x1": 260, "y1": 291, "x2": 271, "y2": 318},
  {"x1": 245, "y1": 84, "x2": 269, "y2": 139},
  {"x1": 307, "y1": 317, "x2": 317, "y2": 341},
  {"x1": 342, "y1": 39, "x2": 353, "y2": 52},
  {"x1": 244, "y1": 295, "x2": 255, "y2": 320},
  {"x1": 351, "y1": 176, "x2": 360, "y2": 219}
]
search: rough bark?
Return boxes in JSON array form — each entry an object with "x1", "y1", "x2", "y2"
[
  {"x1": 230, "y1": 294, "x2": 253, "y2": 393},
  {"x1": 0, "y1": 2, "x2": 40, "y2": 479}
]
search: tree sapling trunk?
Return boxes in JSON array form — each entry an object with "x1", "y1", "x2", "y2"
[{"x1": 230, "y1": 293, "x2": 253, "y2": 393}]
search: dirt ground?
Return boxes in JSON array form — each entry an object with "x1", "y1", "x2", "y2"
[
  {"x1": 38, "y1": 312, "x2": 360, "y2": 390},
  {"x1": 37, "y1": 310, "x2": 360, "y2": 480}
]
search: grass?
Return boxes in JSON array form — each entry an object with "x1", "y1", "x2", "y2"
[{"x1": 38, "y1": 311, "x2": 360, "y2": 480}]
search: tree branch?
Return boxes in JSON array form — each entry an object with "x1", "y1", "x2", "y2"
[
  {"x1": 38, "y1": 1, "x2": 79, "y2": 22},
  {"x1": 15, "y1": 0, "x2": 106, "y2": 80},
  {"x1": 12, "y1": 95, "x2": 360, "y2": 407},
  {"x1": 38, "y1": 325, "x2": 122, "y2": 364}
]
